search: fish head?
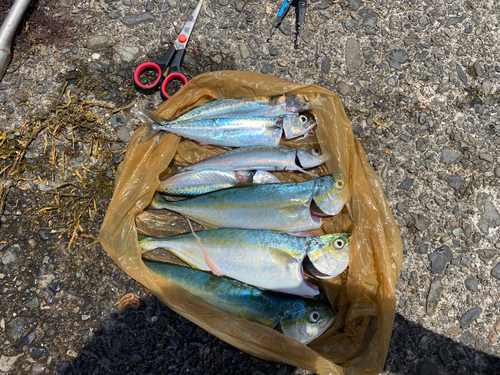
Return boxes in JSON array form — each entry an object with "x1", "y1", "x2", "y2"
[
  {"x1": 280, "y1": 300, "x2": 335, "y2": 345},
  {"x1": 286, "y1": 94, "x2": 311, "y2": 113},
  {"x1": 312, "y1": 174, "x2": 349, "y2": 216},
  {"x1": 282, "y1": 113, "x2": 317, "y2": 139},
  {"x1": 296, "y1": 148, "x2": 325, "y2": 169},
  {"x1": 306, "y1": 233, "x2": 351, "y2": 279}
]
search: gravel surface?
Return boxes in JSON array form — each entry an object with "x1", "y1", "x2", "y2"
[{"x1": 1, "y1": 0, "x2": 500, "y2": 374}]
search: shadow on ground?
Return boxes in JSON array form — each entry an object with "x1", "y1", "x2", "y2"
[
  {"x1": 58, "y1": 294, "x2": 296, "y2": 375},
  {"x1": 384, "y1": 313, "x2": 500, "y2": 375},
  {"x1": 58, "y1": 295, "x2": 500, "y2": 375}
]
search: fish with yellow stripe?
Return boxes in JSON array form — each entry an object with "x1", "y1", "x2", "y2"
[
  {"x1": 140, "y1": 229, "x2": 351, "y2": 297},
  {"x1": 149, "y1": 174, "x2": 348, "y2": 233},
  {"x1": 144, "y1": 259, "x2": 336, "y2": 344}
]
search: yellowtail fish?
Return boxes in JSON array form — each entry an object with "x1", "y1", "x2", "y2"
[
  {"x1": 158, "y1": 170, "x2": 280, "y2": 196},
  {"x1": 148, "y1": 175, "x2": 348, "y2": 232},
  {"x1": 168, "y1": 94, "x2": 310, "y2": 123},
  {"x1": 144, "y1": 260, "x2": 335, "y2": 344},
  {"x1": 140, "y1": 229, "x2": 351, "y2": 297},
  {"x1": 181, "y1": 146, "x2": 325, "y2": 176},
  {"x1": 139, "y1": 110, "x2": 316, "y2": 146}
]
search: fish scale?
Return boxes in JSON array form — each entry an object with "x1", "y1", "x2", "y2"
[
  {"x1": 149, "y1": 175, "x2": 348, "y2": 232},
  {"x1": 150, "y1": 178, "x2": 320, "y2": 231},
  {"x1": 140, "y1": 109, "x2": 316, "y2": 146},
  {"x1": 170, "y1": 95, "x2": 288, "y2": 123},
  {"x1": 181, "y1": 145, "x2": 325, "y2": 174},
  {"x1": 152, "y1": 116, "x2": 283, "y2": 147}
]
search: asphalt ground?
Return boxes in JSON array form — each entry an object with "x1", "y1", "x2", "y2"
[{"x1": 0, "y1": 0, "x2": 499, "y2": 374}]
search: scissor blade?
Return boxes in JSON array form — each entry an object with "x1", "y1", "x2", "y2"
[{"x1": 175, "y1": 0, "x2": 203, "y2": 50}]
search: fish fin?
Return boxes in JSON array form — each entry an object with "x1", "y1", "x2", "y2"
[
  {"x1": 276, "y1": 203, "x2": 308, "y2": 217},
  {"x1": 267, "y1": 245, "x2": 302, "y2": 263},
  {"x1": 141, "y1": 108, "x2": 167, "y2": 124},
  {"x1": 288, "y1": 230, "x2": 312, "y2": 237},
  {"x1": 186, "y1": 218, "x2": 223, "y2": 276},
  {"x1": 137, "y1": 109, "x2": 165, "y2": 143},
  {"x1": 296, "y1": 166, "x2": 317, "y2": 177},
  {"x1": 139, "y1": 127, "x2": 161, "y2": 143},
  {"x1": 147, "y1": 192, "x2": 170, "y2": 210}
]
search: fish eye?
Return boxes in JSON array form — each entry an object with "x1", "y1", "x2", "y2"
[
  {"x1": 334, "y1": 239, "x2": 345, "y2": 249},
  {"x1": 312, "y1": 148, "x2": 321, "y2": 156},
  {"x1": 335, "y1": 180, "x2": 344, "y2": 189},
  {"x1": 309, "y1": 311, "x2": 320, "y2": 323},
  {"x1": 299, "y1": 115, "x2": 307, "y2": 123}
]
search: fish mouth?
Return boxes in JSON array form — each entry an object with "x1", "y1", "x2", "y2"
[
  {"x1": 303, "y1": 256, "x2": 337, "y2": 279},
  {"x1": 300, "y1": 262, "x2": 319, "y2": 298},
  {"x1": 310, "y1": 200, "x2": 330, "y2": 217}
]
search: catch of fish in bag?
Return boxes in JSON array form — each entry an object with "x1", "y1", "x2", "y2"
[{"x1": 100, "y1": 71, "x2": 403, "y2": 375}]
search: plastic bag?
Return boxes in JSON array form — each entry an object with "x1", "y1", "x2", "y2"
[{"x1": 99, "y1": 71, "x2": 403, "y2": 375}]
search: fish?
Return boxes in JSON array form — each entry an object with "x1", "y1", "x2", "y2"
[
  {"x1": 140, "y1": 229, "x2": 351, "y2": 295},
  {"x1": 181, "y1": 146, "x2": 325, "y2": 175},
  {"x1": 168, "y1": 94, "x2": 310, "y2": 123},
  {"x1": 143, "y1": 259, "x2": 335, "y2": 344},
  {"x1": 148, "y1": 175, "x2": 348, "y2": 232},
  {"x1": 158, "y1": 169, "x2": 280, "y2": 196},
  {"x1": 139, "y1": 110, "x2": 316, "y2": 147}
]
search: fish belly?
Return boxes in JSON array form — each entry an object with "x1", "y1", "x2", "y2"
[{"x1": 186, "y1": 146, "x2": 297, "y2": 172}]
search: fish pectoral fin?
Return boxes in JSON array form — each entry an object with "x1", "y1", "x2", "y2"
[
  {"x1": 276, "y1": 200, "x2": 311, "y2": 218},
  {"x1": 186, "y1": 218, "x2": 224, "y2": 277},
  {"x1": 267, "y1": 245, "x2": 303, "y2": 263}
]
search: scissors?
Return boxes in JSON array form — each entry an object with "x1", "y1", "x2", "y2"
[
  {"x1": 267, "y1": 0, "x2": 307, "y2": 48},
  {"x1": 133, "y1": 0, "x2": 203, "y2": 100}
]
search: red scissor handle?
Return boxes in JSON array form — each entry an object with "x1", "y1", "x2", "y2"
[
  {"x1": 133, "y1": 61, "x2": 164, "y2": 94},
  {"x1": 160, "y1": 72, "x2": 188, "y2": 100}
]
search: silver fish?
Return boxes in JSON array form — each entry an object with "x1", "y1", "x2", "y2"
[
  {"x1": 148, "y1": 175, "x2": 348, "y2": 232},
  {"x1": 169, "y1": 94, "x2": 310, "y2": 123},
  {"x1": 158, "y1": 169, "x2": 280, "y2": 196},
  {"x1": 140, "y1": 229, "x2": 330, "y2": 297},
  {"x1": 140, "y1": 229, "x2": 351, "y2": 294},
  {"x1": 139, "y1": 110, "x2": 316, "y2": 146},
  {"x1": 181, "y1": 146, "x2": 325, "y2": 175},
  {"x1": 144, "y1": 260, "x2": 335, "y2": 344}
]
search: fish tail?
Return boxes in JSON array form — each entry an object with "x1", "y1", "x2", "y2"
[
  {"x1": 137, "y1": 109, "x2": 166, "y2": 142},
  {"x1": 147, "y1": 192, "x2": 171, "y2": 210}
]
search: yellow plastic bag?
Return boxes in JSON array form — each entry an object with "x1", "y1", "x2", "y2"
[{"x1": 99, "y1": 71, "x2": 403, "y2": 375}]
